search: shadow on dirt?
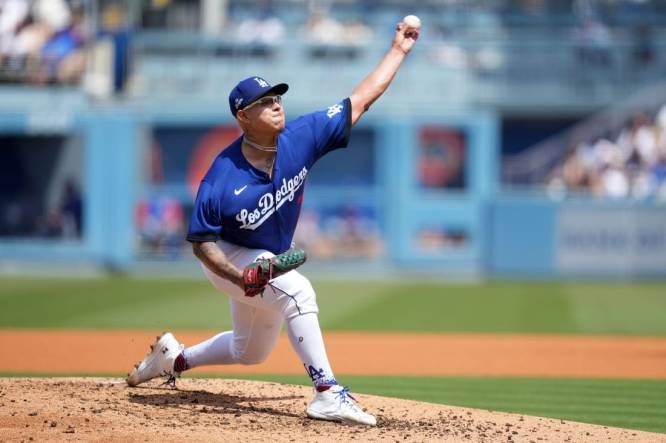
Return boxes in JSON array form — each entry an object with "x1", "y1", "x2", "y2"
[{"x1": 127, "y1": 386, "x2": 304, "y2": 419}]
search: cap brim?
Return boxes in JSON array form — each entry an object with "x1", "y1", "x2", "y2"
[{"x1": 265, "y1": 83, "x2": 289, "y2": 97}]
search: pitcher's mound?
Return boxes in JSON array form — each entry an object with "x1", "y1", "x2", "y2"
[{"x1": 0, "y1": 378, "x2": 662, "y2": 442}]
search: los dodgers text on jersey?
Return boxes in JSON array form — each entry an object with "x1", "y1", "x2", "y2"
[{"x1": 236, "y1": 166, "x2": 308, "y2": 230}]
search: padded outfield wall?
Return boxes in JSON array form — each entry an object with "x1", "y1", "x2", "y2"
[{"x1": 0, "y1": 98, "x2": 664, "y2": 278}]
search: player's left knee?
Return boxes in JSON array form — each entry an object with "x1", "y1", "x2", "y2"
[
  {"x1": 232, "y1": 347, "x2": 271, "y2": 365},
  {"x1": 235, "y1": 353, "x2": 269, "y2": 365},
  {"x1": 280, "y1": 273, "x2": 318, "y2": 319}
]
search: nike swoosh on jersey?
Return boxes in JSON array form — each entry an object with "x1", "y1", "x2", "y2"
[{"x1": 234, "y1": 185, "x2": 248, "y2": 196}]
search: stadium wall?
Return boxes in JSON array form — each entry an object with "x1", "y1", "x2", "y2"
[
  {"x1": 489, "y1": 195, "x2": 666, "y2": 278},
  {"x1": 1, "y1": 104, "x2": 665, "y2": 278}
]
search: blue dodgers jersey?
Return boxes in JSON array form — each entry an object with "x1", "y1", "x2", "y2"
[{"x1": 186, "y1": 98, "x2": 352, "y2": 254}]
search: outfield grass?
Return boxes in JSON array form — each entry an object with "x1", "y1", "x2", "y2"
[{"x1": 0, "y1": 277, "x2": 665, "y2": 334}]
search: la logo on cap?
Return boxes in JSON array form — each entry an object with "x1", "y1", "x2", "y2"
[{"x1": 254, "y1": 77, "x2": 269, "y2": 88}]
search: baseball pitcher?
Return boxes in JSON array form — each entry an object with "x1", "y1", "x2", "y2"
[{"x1": 127, "y1": 20, "x2": 419, "y2": 426}]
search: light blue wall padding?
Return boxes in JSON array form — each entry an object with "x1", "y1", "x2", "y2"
[
  {"x1": 0, "y1": 108, "x2": 92, "y2": 265},
  {"x1": 2, "y1": 104, "x2": 663, "y2": 277},
  {"x1": 0, "y1": 110, "x2": 138, "y2": 270},
  {"x1": 487, "y1": 195, "x2": 666, "y2": 277},
  {"x1": 0, "y1": 109, "x2": 500, "y2": 273},
  {"x1": 382, "y1": 113, "x2": 499, "y2": 273},
  {"x1": 0, "y1": 113, "x2": 26, "y2": 131},
  {"x1": 553, "y1": 200, "x2": 666, "y2": 278},
  {"x1": 488, "y1": 194, "x2": 556, "y2": 276},
  {"x1": 82, "y1": 113, "x2": 138, "y2": 269}
]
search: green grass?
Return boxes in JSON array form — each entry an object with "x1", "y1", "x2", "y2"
[
  {"x1": 1, "y1": 277, "x2": 666, "y2": 334},
  {"x1": 4, "y1": 371, "x2": 662, "y2": 434}
]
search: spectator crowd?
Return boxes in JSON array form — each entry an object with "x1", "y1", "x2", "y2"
[
  {"x1": 547, "y1": 104, "x2": 666, "y2": 200},
  {"x1": 0, "y1": 0, "x2": 86, "y2": 85}
]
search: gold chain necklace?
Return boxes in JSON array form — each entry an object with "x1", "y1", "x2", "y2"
[{"x1": 244, "y1": 136, "x2": 277, "y2": 152}]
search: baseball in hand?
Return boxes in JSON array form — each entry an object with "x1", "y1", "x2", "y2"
[{"x1": 403, "y1": 15, "x2": 421, "y2": 31}]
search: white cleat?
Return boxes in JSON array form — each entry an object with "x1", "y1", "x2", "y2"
[
  {"x1": 306, "y1": 385, "x2": 377, "y2": 426},
  {"x1": 126, "y1": 332, "x2": 184, "y2": 387}
]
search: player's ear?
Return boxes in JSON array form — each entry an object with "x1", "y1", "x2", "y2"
[
  {"x1": 236, "y1": 114, "x2": 251, "y2": 133},
  {"x1": 236, "y1": 110, "x2": 250, "y2": 125}
]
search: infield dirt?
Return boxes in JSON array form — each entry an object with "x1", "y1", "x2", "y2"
[
  {"x1": 2, "y1": 377, "x2": 665, "y2": 443},
  {"x1": 3, "y1": 329, "x2": 666, "y2": 378}
]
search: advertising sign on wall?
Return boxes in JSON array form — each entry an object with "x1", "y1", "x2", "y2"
[{"x1": 556, "y1": 207, "x2": 666, "y2": 274}]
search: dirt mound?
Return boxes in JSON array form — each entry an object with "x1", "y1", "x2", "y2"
[{"x1": 0, "y1": 378, "x2": 663, "y2": 442}]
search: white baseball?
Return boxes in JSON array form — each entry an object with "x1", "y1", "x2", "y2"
[{"x1": 403, "y1": 15, "x2": 421, "y2": 30}]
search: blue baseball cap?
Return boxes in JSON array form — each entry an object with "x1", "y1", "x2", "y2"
[{"x1": 229, "y1": 76, "x2": 289, "y2": 117}]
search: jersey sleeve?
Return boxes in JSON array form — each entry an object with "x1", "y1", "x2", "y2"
[
  {"x1": 306, "y1": 97, "x2": 352, "y2": 160},
  {"x1": 186, "y1": 181, "x2": 222, "y2": 243}
]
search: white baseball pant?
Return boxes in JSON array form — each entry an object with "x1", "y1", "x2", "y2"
[{"x1": 182, "y1": 239, "x2": 337, "y2": 386}]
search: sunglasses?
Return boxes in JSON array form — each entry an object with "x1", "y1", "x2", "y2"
[{"x1": 242, "y1": 95, "x2": 282, "y2": 111}]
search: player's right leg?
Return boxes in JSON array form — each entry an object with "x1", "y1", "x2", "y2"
[{"x1": 181, "y1": 297, "x2": 283, "y2": 368}]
